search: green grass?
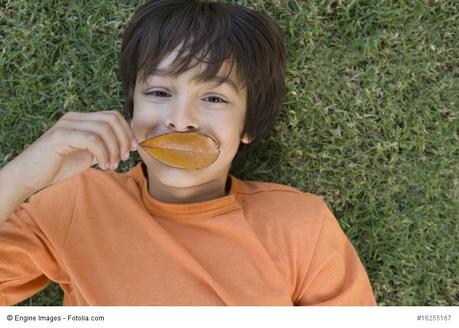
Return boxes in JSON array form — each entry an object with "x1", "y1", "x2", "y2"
[{"x1": 1, "y1": 0, "x2": 457, "y2": 306}]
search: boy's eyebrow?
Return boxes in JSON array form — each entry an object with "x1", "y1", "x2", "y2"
[{"x1": 151, "y1": 68, "x2": 240, "y2": 95}]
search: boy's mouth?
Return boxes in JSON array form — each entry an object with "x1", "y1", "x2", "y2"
[{"x1": 139, "y1": 132, "x2": 220, "y2": 170}]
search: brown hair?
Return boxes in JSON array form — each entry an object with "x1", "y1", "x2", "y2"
[{"x1": 117, "y1": 0, "x2": 286, "y2": 166}]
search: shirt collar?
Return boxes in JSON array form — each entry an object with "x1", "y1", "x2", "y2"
[{"x1": 129, "y1": 162, "x2": 243, "y2": 221}]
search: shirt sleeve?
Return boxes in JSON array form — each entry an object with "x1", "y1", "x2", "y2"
[
  {"x1": 0, "y1": 175, "x2": 79, "y2": 306},
  {"x1": 295, "y1": 202, "x2": 377, "y2": 306}
]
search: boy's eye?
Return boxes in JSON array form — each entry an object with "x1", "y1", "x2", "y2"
[
  {"x1": 205, "y1": 96, "x2": 228, "y2": 104},
  {"x1": 146, "y1": 91, "x2": 171, "y2": 98},
  {"x1": 145, "y1": 91, "x2": 227, "y2": 104}
]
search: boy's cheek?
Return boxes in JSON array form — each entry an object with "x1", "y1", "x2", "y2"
[{"x1": 131, "y1": 115, "x2": 162, "y2": 140}]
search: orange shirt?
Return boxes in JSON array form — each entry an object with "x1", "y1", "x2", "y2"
[{"x1": 0, "y1": 162, "x2": 377, "y2": 306}]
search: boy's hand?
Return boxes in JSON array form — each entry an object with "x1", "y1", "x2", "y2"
[{"x1": 4, "y1": 110, "x2": 138, "y2": 195}]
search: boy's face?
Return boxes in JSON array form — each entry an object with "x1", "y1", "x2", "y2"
[{"x1": 130, "y1": 46, "x2": 252, "y2": 193}]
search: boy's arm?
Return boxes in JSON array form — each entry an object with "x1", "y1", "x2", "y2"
[
  {"x1": 0, "y1": 163, "x2": 36, "y2": 225},
  {"x1": 0, "y1": 170, "x2": 77, "y2": 305},
  {"x1": 294, "y1": 204, "x2": 377, "y2": 306}
]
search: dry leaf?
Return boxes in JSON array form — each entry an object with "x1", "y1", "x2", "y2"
[{"x1": 139, "y1": 132, "x2": 220, "y2": 169}]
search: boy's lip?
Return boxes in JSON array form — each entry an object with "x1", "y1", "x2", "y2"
[{"x1": 140, "y1": 132, "x2": 220, "y2": 148}]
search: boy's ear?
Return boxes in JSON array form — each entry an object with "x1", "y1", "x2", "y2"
[{"x1": 241, "y1": 133, "x2": 254, "y2": 144}]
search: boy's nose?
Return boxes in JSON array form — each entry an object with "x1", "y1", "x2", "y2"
[{"x1": 164, "y1": 104, "x2": 200, "y2": 132}]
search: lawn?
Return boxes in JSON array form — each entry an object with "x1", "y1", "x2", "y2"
[{"x1": 0, "y1": 0, "x2": 457, "y2": 306}]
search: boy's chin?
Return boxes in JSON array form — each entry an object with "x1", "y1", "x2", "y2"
[{"x1": 145, "y1": 158, "x2": 220, "y2": 188}]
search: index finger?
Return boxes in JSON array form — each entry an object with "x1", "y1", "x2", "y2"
[{"x1": 109, "y1": 110, "x2": 138, "y2": 149}]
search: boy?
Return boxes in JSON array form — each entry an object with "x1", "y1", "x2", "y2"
[{"x1": 0, "y1": 0, "x2": 377, "y2": 305}]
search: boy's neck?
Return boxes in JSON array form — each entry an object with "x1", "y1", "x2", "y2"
[{"x1": 142, "y1": 163, "x2": 231, "y2": 204}]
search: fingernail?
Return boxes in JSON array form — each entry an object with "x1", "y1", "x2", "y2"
[
  {"x1": 123, "y1": 151, "x2": 129, "y2": 160},
  {"x1": 112, "y1": 161, "x2": 119, "y2": 170}
]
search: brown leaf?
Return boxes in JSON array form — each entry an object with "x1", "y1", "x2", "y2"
[{"x1": 139, "y1": 132, "x2": 220, "y2": 169}]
